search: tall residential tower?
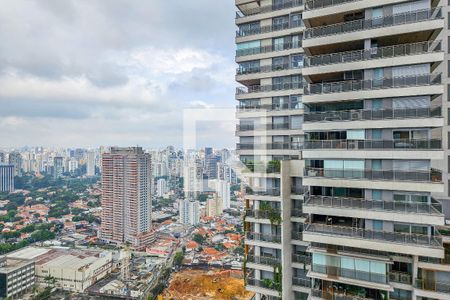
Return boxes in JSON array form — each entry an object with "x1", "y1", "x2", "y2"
[
  {"x1": 236, "y1": 0, "x2": 450, "y2": 299},
  {"x1": 100, "y1": 147, "x2": 154, "y2": 250}
]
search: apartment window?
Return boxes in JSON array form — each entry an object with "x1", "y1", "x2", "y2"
[
  {"x1": 373, "y1": 220, "x2": 383, "y2": 231},
  {"x1": 291, "y1": 54, "x2": 303, "y2": 68},
  {"x1": 449, "y1": 13, "x2": 450, "y2": 29}
]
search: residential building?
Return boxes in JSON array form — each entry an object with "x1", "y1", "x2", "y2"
[
  {"x1": 68, "y1": 158, "x2": 79, "y2": 173},
  {"x1": 0, "y1": 152, "x2": 5, "y2": 164},
  {"x1": 53, "y1": 156, "x2": 63, "y2": 179},
  {"x1": 8, "y1": 152, "x2": 22, "y2": 177},
  {"x1": 236, "y1": 0, "x2": 450, "y2": 300},
  {"x1": 179, "y1": 199, "x2": 200, "y2": 225},
  {"x1": 235, "y1": 1, "x2": 307, "y2": 299},
  {"x1": 0, "y1": 165, "x2": 14, "y2": 192},
  {"x1": 183, "y1": 158, "x2": 203, "y2": 199},
  {"x1": 216, "y1": 179, "x2": 231, "y2": 209},
  {"x1": 0, "y1": 256, "x2": 34, "y2": 299},
  {"x1": 157, "y1": 178, "x2": 168, "y2": 197},
  {"x1": 99, "y1": 147, "x2": 154, "y2": 250},
  {"x1": 206, "y1": 194, "x2": 223, "y2": 217},
  {"x1": 86, "y1": 150, "x2": 95, "y2": 177}
]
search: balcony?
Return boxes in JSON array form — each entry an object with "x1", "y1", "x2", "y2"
[
  {"x1": 415, "y1": 279, "x2": 450, "y2": 294},
  {"x1": 245, "y1": 208, "x2": 282, "y2": 218},
  {"x1": 312, "y1": 264, "x2": 387, "y2": 284},
  {"x1": 237, "y1": 142, "x2": 303, "y2": 151},
  {"x1": 246, "y1": 187, "x2": 281, "y2": 196},
  {"x1": 246, "y1": 277, "x2": 278, "y2": 291},
  {"x1": 304, "y1": 195, "x2": 443, "y2": 215},
  {"x1": 304, "y1": 73, "x2": 442, "y2": 95},
  {"x1": 304, "y1": 223, "x2": 443, "y2": 248},
  {"x1": 304, "y1": 139, "x2": 442, "y2": 151},
  {"x1": 291, "y1": 186, "x2": 306, "y2": 195},
  {"x1": 236, "y1": 123, "x2": 290, "y2": 131},
  {"x1": 237, "y1": 20, "x2": 303, "y2": 37},
  {"x1": 246, "y1": 232, "x2": 281, "y2": 243},
  {"x1": 304, "y1": 7, "x2": 442, "y2": 40},
  {"x1": 389, "y1": 271, "x2": 412, "y2": 284},
  {"x1": 236, "y1": 0, "x2": 303, "y2": 19},
  {"x1": 236, "y1": 102, "x2": 303, "y2": 111},
  {"x1": 304, "y1": 167, "x2": 442, "y2": 183},
  {"x1": 292, "y1": 276, "x2": 312, "y2": 287},
  {"x1": 304, "y1": 40, "x2": 442, "y2": 68},
  {"x1": 236, "y1": 41, "x2": 301, "y2": 58},
  {"x1": 304, "y1": 0, "x2": 358, "y2": 11},
  {"x1": 311, "y1": 288, "x2": 372, "y2": 300},
  {"x1": 292, "y1": 253, "x2": 311, "y2": 264},
  {"x1": 304, "y1": 107, "x2": 441, "y2": 123},
  {"x1": 237, "y1": 82, "x2": 303, "y2": 95},
  {"x1": 247, "y1": 254, "x2": 281, "y2": 266}
]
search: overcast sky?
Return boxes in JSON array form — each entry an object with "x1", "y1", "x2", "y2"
[{"x1": 0, "y1": 0, "x2": 237, "y2": 149}]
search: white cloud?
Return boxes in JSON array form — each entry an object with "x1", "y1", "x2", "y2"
[{"x1": 130, "y1": 47, "x2": 226, "y2": 75}]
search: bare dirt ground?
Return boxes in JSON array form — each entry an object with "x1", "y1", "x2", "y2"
[{"x1": 161, "y1": 269, "x2": 254, "y2": 300}]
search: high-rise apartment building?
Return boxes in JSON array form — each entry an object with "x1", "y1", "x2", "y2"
[
  {"x1": 53, "y1": 156, "x2": 63, "y2": 179},
  {"x1": 206, "y1": 194, "x2": 224, "y2": 217},
  {"x1": 236, "y1": 0, "x2": 450, "y2": 299},
  {"x1": 99, "y1": 147, "x2": 154, "y2": 250},
  {"x1": 156, "y1": 178, "x2": 168, "y2": 197},
  {"x1": 8, "y1": 152, "x2": 22, "y2": 177},
  {"x1": 0, "y1": 165, "x2": 14, "y2": 193},
  {"x1": 183, "y1": 158, "x2": 204, "y2": 199},
  {"x1": 86, "y1": 150, "x2": 96, "y2": 177},
  {"x1": 179, "y1": 199, "x2": 200, "y2": 225},
  {"x1": 236, "y1": 1, "x2": 307, "y2": 299}
]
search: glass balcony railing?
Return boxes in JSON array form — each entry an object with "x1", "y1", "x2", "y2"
[
  {"x1": 304, "y1": 167, "x2": 442, "y2": 183},
  {"x1": 245, "y1": 208, "x2": 281, "y2": 218},
  {"x1": 304, "y1": 7, "x2": 442, "y2": 39},
  {"x1": 292, "y1": 253, "x2": 311, "y2": 264},
  {"x1": 305, "y1": 40, "x2": 442, "y2": 67},
  {"x1": 304, "y1": 107, "x2": 442, "y2": 122},
  {"x1": 237, "y1": 20, "x2": 303, "y2": 37},
  {"x1": 246, "y1": 277, "x2": 275, "y2": 290},
  {"x1": 246, "y1": 232, "x2": 281, "y2": 243},
  {"x1": 305, "y1": 223, "x2": 443, "y2": 248},
  {"x1": 304, "y1": 139, "x2": 442, "y2": 151},
  {"x1": 304, "y1": 195, "x2": 443, "y2": 215},
  {"x1": 237, "y1": 142, "x2": 303, "y2": 150},
  {"x1": 237, "y1": 82, "x2": 303, "y2": 95},
  {"x1": 236, "y1": 102, "x2": 303, "y2": 111},
  {"x1": 291, "y1": 185, "x2": 306, "y2": 195},
  {"x1": 246, "y1": 187, "x2": 281, "y2": 196},
  {"x1": 237, "y1": 63, "x2": 304, "y2": 75},
  {"x1": 292, "y1": 276, "x2": 312, "y2": 287},
  {"x1": 236, "y1": 41, "x2": 302, "y2": 57},
  {"x1": 415, "y1": 279, "x2": 450, "y2": 294},
  {"x1": 247, "y1": 254, "x2": 281, "y2": 266},
  {"x1": 304, "y1": 73, "x2": 442, "y2": 95},
  {"x1": 236, "y1": 0, "x2": 303, "y2": 19},
  {"x1": 304, "y1": 0, "x2": 359, "y2": 11},
  {"x1": 291, "y1": 209, "x2": 305, "y2": 218},
  {"x1": 236, "y1": 123, "x2": 290, "y2": 131},
  {"x1": 312, "y1": 264, "x2": 387, "y2": 284},
  {"x1": 311, "y1": 289, "x2": 373, "y2": 300}
]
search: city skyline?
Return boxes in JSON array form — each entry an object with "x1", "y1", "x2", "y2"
[{"x1": 0, "y1": 1, "x2": 237, "y2": 149}]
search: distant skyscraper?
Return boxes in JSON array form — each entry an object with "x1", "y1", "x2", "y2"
[
  {"x1": 53, "y1": 157, "x2": 63, "y2": 179},
  {"x1": 68, "y1": 158, "x2": 79, "y2": 173},
  {"x1": 8, "y1": 152, "x2": 22, "y2": 177},
  {"x1": 156, "y1": 178, "x2": 168, "y2": 197},
  {"x1": 86, "y1": 151, "x2": 95, "y2": 176},
  {"x1": 100, "y1": 147, "x2": 154, "y2": 249},
  {"x1": 0, "y1": 165, "x2": 14, "y2": 192},
  {"x1": 179, "y1": 199, "x2": 200, "y2": 225},
  {"x1": 216, "y1": 179, "x2": 231, "y2": 210},
  {"x1": 204, "y1": 147, "x2": 218, "y2": 179},
  {"x1": 183, "y1": 159, "x2": 203, "y2": 199},
  {"x1": 0, "y1": 152, "x2": 5, "y2": 164}
]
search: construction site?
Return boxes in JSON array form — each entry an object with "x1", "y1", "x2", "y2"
[{"x1": 161, "y1": 269, "x2": 254, "y2": 300}]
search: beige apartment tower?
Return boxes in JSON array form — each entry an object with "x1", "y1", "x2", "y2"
[
  {"x1": 236, "y1": 0, "x2": 450, "y2": 299},
  {"x1": 100, "y1": 147, "x2": 154, "y2": 250}
]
